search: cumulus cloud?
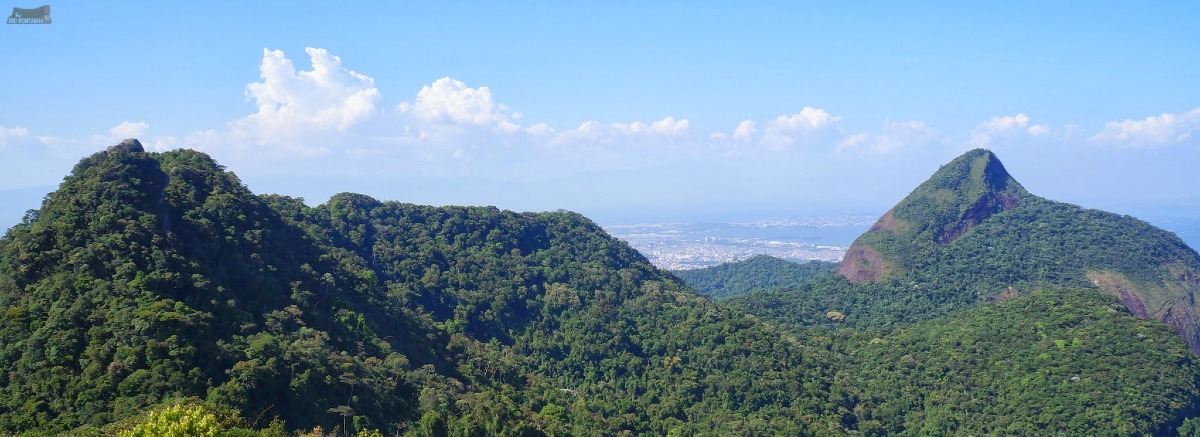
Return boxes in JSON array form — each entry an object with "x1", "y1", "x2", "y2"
[
  {"x1": 732, "y1": 120, "x2": 757, "y2": 142},
  {"x1": 386, "y1": 75, "x2": 697, "y2": 167},
  {"x1": 399, "y1": 77, "x2": 519, "y2": 130},
  {"x1": 762, "y1": 107, "x2": 841, "y2": 150},
  {"x1": 142, "y1": 49, "x2": 705, "y2": 167},
  {"x1": 551, "y1": 116, "x2": 690, "y2": 146},
  {"x1": 710, "y1": 120, "x2": 759, "y2": 155},
  {"x1": 611, "y1": 116, "x2": 689, "y2": 136},
  {"x1": 25, "y1": 47, "x2": 1198, "y2": 193},
  {"x1": 236, "y1": 47, "x2": 381, "y2": 147},
  {"x1": 839, "y1": 120, "x2": 941, "y2": 154},
  {"x1": 109, "y1": 121, "x2": 149, "y2": 139},
  {"x1": 968, "y1": 113, "x2": 1050, "y2": 148},
  {"x1": 386, "y1": 77, "x2": 537, "y2": 162},
  {"x1": 1091, "y1": 108, "x2": 1200, "y2": 148}
]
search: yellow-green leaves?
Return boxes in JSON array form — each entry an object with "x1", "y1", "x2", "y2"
[{"x1": 118, "y1": 404, "x2": 219, "y2": 437}]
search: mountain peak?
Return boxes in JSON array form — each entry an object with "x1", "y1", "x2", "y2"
[
  {"x1": 838, "y1": 149, "x2": 1030, "y2": 283},
  {"x1": 106, "y1": 138, "x2": 145, "y2": 154},
  {"x1": 924, "y1": 149, "x2": 1020, "y2": 199}
]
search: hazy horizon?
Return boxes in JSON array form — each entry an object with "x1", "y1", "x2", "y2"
[
  {"x1": 3, "y1": 2, "x2": 1197, "y2": 240},
  {"x1": 4, "y1": 175, "x2": 1198, "y2": 255}
]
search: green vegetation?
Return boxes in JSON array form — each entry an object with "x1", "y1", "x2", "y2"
[
  {"x1": 0, "y1": 148, "x2": 852, "y2": 435},
  {"x1": 671, "y1": 255, "x2": 835, "y2": 301},
  {"x1": 2, "y1": 145, "x2": 1200, "y2": 435},
  {"x1": 714, "y1": 149, "x2": 1200, "y2": 346},
  {"x1": 0, "y1": 150, "x2": 422, "y2": 434},
  {"x1": 117, "y1": 403, "x2": 220, "y2": 437},
  {"x1": 842, "y1": 288, "x2": 1200, "y2": 436}
]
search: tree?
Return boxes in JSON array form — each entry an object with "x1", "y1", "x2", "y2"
[{"x1": 118, "y1": 404, "x2": 219, "y2": 437}]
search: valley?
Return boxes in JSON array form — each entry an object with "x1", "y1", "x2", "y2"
[
  {"x1": 605, "y1": 213, "x2": 1200, "y2": 272},
  {"x1": 602, "y1": 216, "x2": 871, "y2": 270}
]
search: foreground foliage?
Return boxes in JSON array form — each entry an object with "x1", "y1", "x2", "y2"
[{"x1": 117, "y1": 404, "x2": 219, "y2": 437}]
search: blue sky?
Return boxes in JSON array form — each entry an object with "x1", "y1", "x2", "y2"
[{"x1": 2, "y1": 1, "x2": 1199, "y2": 230}]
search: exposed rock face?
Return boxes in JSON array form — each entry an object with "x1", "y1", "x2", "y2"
[
  {"x1": 937, "y1": 191, "x2": 1021, "y2": 245},
  {"x1": 1089, "y1": 269, "x2": 1200, "y2": 353},
  {"x1": 106, "y1": 138, "x2": 144, "y2": 154},
  {"x1": 836, "y1": 148, "x2": 1200, "y2": 355},
  {"x1": 839, "y1": 149, "x2": 1028, "y2": 283},
  {"x1": 984, "y1": 287, "x2": 1019, "y2": 303},
  {"x1": 840, "y1": 211, "x2": 899, "y2": 283},
  {"x1": 838, "y1": 246, "x2": 887, "y2": 284},
  {"x1": 1163, "y1": 304, "x2": 1200, "y2": 353},
  {"x1": 869, "y1": 210, "x2": 897, "y2": 232}
]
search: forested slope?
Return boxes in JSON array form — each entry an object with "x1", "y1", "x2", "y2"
[
  {"x1": 0, "y1": 143, "x2": 853, "y2": 436},
  {"x1": 842, "y1": 288, "x2": 1200, "y2": 436},
  {"x1": 671, "y1": 255, "x2": 835, "y2": 301},
  {"x1": 697, "y1": 150, "x2": 1200, "y2": 349},
  {"x1": 3, "y1": 142, "x2": 1199, "y2": 436}
]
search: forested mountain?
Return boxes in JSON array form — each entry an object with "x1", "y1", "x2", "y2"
[
  {"x1": 840, "y1": 148, "x2": 1200, "y2": 350},
  {"x1": 3, "y1": 141, "x2": 1200, "y2": 436},
  {"x1": 0, "y1": 142, "x2": 853, "y2": 436},
  {"x1": 696, "y1": 150, "x2": 1200, "y2": 349},
  {"x1": 671, "y1": 255, "x2": 835, "y2": 301},
  {"x1": 841, "y1": 287, "x2": 1200, "y2": 436}
]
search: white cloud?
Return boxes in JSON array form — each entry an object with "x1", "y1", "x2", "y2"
[
  {"x1": 838, "y1": 132, "x2": 871, "y2": 151},
  {"x1": 386, "y1": 77, "x2": 539, "y2": 161},
  {"x1": 762, "y1": 107, "x2": 841, "y2": 150},
  {"x1": 979, "y1": 113, "x2": 1038, "y2": 135},
  {"x1": 838, "y1": 120, "x2": 941, "y2": 154},
  {"x1": 1091, "y1": 108, "x2": 1200, "y2": 148},
  {"x1": 611, "y1": 116, "x2": 689, "y2": 136},
  {"x1": 237, "y1": 47, "x2": 381, "y2": 146},
  {"x1": 17, "y1": 47, "x2": 1198, "y2": 201},
  {"x1": 550, "y1": 116, "x2": 690, "y2": 148},
  {"x1": 968, "y1": 113, "x2": 1050, "y2": 148},
  {"x1": 399, "y1": 77, "x2": 519, "y2": 129},
  {"x1": 0, "y1": 126, "x2": 30, "y2": 147},
  {"x1": 8, "y1": 121, "x2": 155, "y2": 157},
  {"x1": 109, "y1": 121, "x2": 149, "y2": 140},
  {"x1": 525, "y1": 123, "x2": 553, "y2": 136},
  {"x1": 732, "y1": 120, "x2": 756, "y2": 142},
  {"x1": 154, "y1": 48, "x2": 384, "y2": 161},
  {"x1": 709, "y1": 120, "x2": 758, "y2": 155},
  {"x1": 0, "y1": 126, "x2": 101, "y2": 188}
]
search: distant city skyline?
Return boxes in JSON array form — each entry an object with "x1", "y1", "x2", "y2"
[{"x1": 2, "y1": 2, "x2": 1198, "y2": 231}]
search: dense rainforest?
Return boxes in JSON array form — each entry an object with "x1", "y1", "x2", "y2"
[
  {"x1": 670, "y1": 255, "x2": 836, "y2": 301},
  {"x1": 0, "y1": 143, "x2": 853, "y2": 436},
  {"x1": 1, "y1": 142, "x2": 1199, "y2": 436},
  {"x1": 684, "y1": 151, "x2": 1200, "y2": 341}
]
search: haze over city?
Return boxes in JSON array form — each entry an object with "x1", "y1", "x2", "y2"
[{"x1": 3, "y1": 2, "x2": 1198, "y2": 231}]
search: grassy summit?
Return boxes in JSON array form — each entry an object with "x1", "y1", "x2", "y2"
[
  {"x1": 839, "y1": 149, "x2": 1032, "y2": 283},
  {"x1": 838, "y1": 148, "x2": 1200, "y2": 350}
]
